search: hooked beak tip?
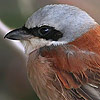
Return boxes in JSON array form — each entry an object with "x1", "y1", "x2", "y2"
[
  {"x1": 4, "y1": 27, "x2": 31, "y2": 40},
  {"x1": 4, "y1": 33, "x2": 10, "y2": 39},
  {"x1": 4, "y1": 31, "x2": 18, "y2": 40}
]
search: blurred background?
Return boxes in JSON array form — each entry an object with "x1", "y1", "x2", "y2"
[{"x1": 0, "y1": 0, "x2": 100, "y2": 100}]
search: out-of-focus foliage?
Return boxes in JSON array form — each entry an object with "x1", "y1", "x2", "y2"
[{"x1": 0, "y1": 0, "x2": 100, "y2": 100}]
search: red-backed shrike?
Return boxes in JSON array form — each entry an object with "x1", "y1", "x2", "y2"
[{"x1": 5, "y1": 4, "x2": 100, "y2": 100}]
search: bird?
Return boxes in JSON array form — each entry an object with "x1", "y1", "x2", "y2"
[{"x1": 4, "y1": 4, "x2": 100, "y2": 100}]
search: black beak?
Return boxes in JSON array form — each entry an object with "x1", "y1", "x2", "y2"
[{"x1": 4, "y1": 27, "x2": 32, "y2": 40}]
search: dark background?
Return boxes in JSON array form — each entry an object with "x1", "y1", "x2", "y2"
[{"x1": 0, "y1": 0, "x2": 100, "y2": 100}]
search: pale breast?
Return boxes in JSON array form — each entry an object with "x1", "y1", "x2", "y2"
[{"x1": 27, "y1": 50, "x2": 76, "y2": 100}]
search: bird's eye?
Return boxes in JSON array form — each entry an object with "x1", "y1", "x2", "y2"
[{"x1": 38, "y1": 26, "x2": 51, "y2": 36}]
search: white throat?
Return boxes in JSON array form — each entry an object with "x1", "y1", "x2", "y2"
[{"x1": 21, "y1": 38, "x2": 66, "y2": 54}]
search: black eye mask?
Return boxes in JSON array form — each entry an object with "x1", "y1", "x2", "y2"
[{"x1": 22, "y1": 25, "x2": 63, "y2": 41}]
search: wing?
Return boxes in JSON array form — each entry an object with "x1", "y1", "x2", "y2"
[
  {"x1": 58, "y1": 45, "x2": 100, "y2": 100},
  {"x1": 40, "y1": 25, "x2": 100, "y2": 100},
  {"x1": 40, "y1": 44, "x2": 100, "y2": 100}
]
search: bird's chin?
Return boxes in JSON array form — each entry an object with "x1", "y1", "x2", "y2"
[
  {"x1": 21, "y1": 38, "x2": 51, "y2": 55},
  {"x1": 21, "y1": 37, "x2": 67, "y2": 55}
]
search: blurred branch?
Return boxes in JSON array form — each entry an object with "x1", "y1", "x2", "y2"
[
  {"x1": 0, "y1": 20, "x2": 10, "y2": 35},
  {"x1": 0, "y1": 20, "x2": 25, "y2": 56}
]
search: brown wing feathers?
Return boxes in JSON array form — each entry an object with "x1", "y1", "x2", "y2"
[{"x1": 40, "y1": 25, "x2": 100, "y2": 99}]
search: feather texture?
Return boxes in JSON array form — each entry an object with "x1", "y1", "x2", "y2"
[{"x1": 27, "y1": 25, "x2": 100, "y2": 100}]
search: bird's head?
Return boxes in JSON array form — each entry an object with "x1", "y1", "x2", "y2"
[{"x1": 5, "y1": 4, "x2": 97, "y2": 54}]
